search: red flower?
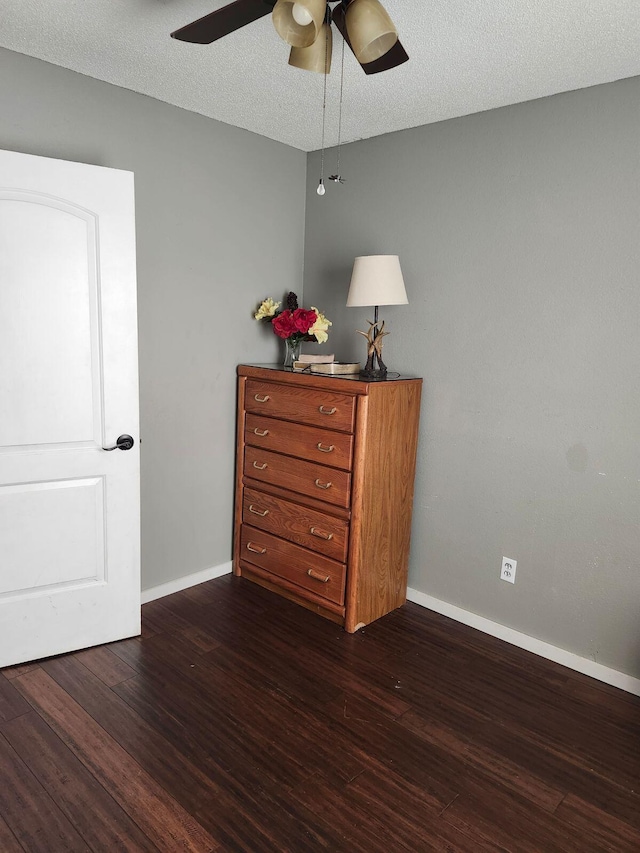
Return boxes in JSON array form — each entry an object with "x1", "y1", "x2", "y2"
[
  {"x1": 291, "y1": 308, "x2": 317, "y2": 334},
  {"x1": 272, "y1": 310, "x2": 297, "y2": 339}
]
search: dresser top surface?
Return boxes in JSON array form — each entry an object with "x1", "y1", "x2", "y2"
[{"x1": 238, "y1": 363, "x2": 422, "y2": 386}]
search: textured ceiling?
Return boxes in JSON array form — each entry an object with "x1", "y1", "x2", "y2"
[{"x1": 1, "y1": 0, "x2": 639, "y2": 152}]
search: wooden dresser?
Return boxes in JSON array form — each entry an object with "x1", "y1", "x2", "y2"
[{"x1": 234, "y1": 364, "x2": 422, "y2": 632}]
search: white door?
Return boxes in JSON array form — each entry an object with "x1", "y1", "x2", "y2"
[{"x1": 0, "y1": 149, "x2": 140, "y2": 668}]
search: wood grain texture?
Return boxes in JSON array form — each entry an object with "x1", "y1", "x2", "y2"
[
  {"x1": 13, "y1": 668, "x2": 220, "y2": 852},
  {"x1": 107, "y1": 633, "x2": 353, "y2": 850},
  {"x1": 346, "y1": 380, "x2": 422, "y2": 630},
  {"x1": 240, "y1": 522, "x2": 346, "y2": 604},
  {"x1": 232, "y1": 374, "x2": 247, "y2": 577},
  {"x1": 343, "y1": 391, "x2": 370, "y2": 632},
  {"x1": 243, "y1": 486, "x2": 349, "y2": 562},
  {"x1": 0, "y1": 814, "x2": 23, "y2": 853},
  {"x1": 244, "y1": 445, "x2": 351, "y2": 508},
  {"x1": 239, "y1": 362, "x2": 374, "y2": 395},
  {"x1": 553, "y1": 793, "x2": 640, "y2": 852},
  {"x1": 3, "y1": 575, "x2": 640, "y2": 852},
  {"x1": 239, "y1": 562, "x2": 346, "y2": 623},
  {"x1": 245, "y1": 412, "x2": 354, "y2": 470},
  {"x1": 72, "y1": 644, "x2": 137, "y2": 686},
  {"x1": 241, "y1": 475, "x2": 352, "y2": 520},
  {"x1": 0, "y1": 673, "x2": 32, "y2": 722},
  {"x1": 245, "y1": 378, "x2": 356, "y2": 432},
  {"x1": 1, "y1": 711, "x2": 160, "y2": 852},
  {"x1": 0, "y1": 729, "x2": 90, "y2": 852},
  {"x1": 1, "y1": 661, "x2": 41, "y2": 680}
]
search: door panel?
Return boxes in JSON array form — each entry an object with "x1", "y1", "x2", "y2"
[
  {"x1": 0, "y1": 477, "x2": 105, "y2": 596},
  {"x1": 0, "y1": 193, "x2": 100, "y2": 447}
]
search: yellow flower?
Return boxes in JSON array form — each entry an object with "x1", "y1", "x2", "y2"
[
  {"x1": 309, "y1": 308, "x2": 332, "y2": 344},
  {"x1": 254, "y1": 297, "x2": 280, "y2": 321}
]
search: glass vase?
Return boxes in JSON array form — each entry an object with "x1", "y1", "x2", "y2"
[{"x1": 283, "y1": 337, "x2": 302, "y2": 368}]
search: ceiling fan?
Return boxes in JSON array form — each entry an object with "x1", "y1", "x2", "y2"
[{"x1": 171, "y1": 0, "x2": 408, "y2": 75}]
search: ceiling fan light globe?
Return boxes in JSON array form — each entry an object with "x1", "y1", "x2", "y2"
[
  {"x1": 292, "y1": 3, "x2": 313, "y2": 26},
  {"x1": 272, "y1": 0, "x2": 326, "y2": 48},
  {"x1": 345, "y1": 0, "x2": 399, "y2": 64},
  {"x1": 289, "y1": 21, "x2": 332, "y2": 74}
]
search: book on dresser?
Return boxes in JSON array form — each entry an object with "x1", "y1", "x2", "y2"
[{"x1": 233, "y1": 363, "x2": 423, "y2": 632}]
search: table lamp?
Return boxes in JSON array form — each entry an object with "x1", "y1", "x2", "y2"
[{"x1": 346, "y1": 255, "x2": 408, "y2": 379}]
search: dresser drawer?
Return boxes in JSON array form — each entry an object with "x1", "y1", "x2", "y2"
[
  {"x1": 244, "y1": 447, "x2": 351, "y2": 509},
  {"x1": 241, "y1": 525, "x2": 346, "y2": 605},
  {"x1": 245, "y1": 414, "x2": 353, "y2": 471},
  {"x1": 245, "y1": 379, "x2": 356, "y2": 433},
  {"x1": 242, "y1": 487, "x2": 349, "y2": 562}
]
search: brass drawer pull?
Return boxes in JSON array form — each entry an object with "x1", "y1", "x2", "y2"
[
  {"x1": 314, "y1": 478, "x2": 332, "y2": 490},
  {"x1": 318, "y1": 406, "x2": 337, "y2": 415},
  {"x1": 254, "y1": 394, "x2": 270, "y2": 403},
  {"x1": 253, "y1": 461, "x2": 268, "y2": 470},
  {"x1": 246, "y1": 542, "x2": 267, "y2": 555},
  {"x1": 249, "y1": 504, "x2": 269, "y2": 517},
  {"x1": 307, "y1": 569, "x2": 330, "y2": 583},
  {"x1": 316, "y1": 442, "x2": 335, "y2": 453},
  {"x1": 253, "y1": 427, "x2": 270, "y2": 436},
  {"x1": 310, "y1": 526, "x2": 333, "y2": 541}
]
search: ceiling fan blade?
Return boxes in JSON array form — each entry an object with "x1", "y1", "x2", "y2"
[
  {"x1": 171, "y1": 0, "x2": 276, "y2": 44},
  {"x1": 331, "y1": 2, "x2": 408, "y2": 74}
]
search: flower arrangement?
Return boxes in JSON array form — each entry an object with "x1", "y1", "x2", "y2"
[{"x1": 254, "y1": 292, "x2": 331, "y2": 365}]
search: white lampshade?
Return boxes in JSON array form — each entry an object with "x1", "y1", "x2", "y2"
[{"x1": 346, "y1": 255, "x2": 408, "y2": 307}]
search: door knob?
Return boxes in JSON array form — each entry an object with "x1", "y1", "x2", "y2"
[{"x1": 102, "y1": 434, "x2": 135, "y2": 451}]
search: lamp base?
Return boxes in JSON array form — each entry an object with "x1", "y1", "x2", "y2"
[
  {"x1": 359, "y1": 367, "x2": 388, "y2": 381},
  {"x1": 356, "y1": 308, "x2": 392, "y2": 381}
]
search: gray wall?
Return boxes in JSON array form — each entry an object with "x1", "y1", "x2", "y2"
[
  {"x1": 0, "y1": 48, "x2": 306, "y2": 591},
  {"x1": 304, "y1": 77, "x2": 640, "y2": 677}
]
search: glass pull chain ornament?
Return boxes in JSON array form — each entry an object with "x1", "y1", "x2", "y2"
[
  {"x1": 316, "y1": 20, "x2": 330, "y2": 196},
  {"x1": 329, "y1": 38, "x2": 346, "y2": 185}
]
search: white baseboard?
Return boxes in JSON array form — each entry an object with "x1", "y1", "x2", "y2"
[
  {"x1": 407, "y1": 587, "x2": 640, "y2": 698},
  {"x1": 141, "y1": 561, "x2": 233, "y2": 605}
]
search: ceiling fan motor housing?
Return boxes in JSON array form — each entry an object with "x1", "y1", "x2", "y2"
[{"x1": 171, "y1": 0, "x2": 407, "y2": 75}]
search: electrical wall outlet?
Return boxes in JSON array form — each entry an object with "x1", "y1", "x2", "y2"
[{"x1": 500, "y1": 557, "x2": 517, "y2": 583}]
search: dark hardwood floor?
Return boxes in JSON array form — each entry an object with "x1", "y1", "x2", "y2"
[{"x1": 1, "y1": 575, "x2": 640, "y2": 852}]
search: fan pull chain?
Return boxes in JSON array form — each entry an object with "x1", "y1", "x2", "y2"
[
  {"x1": 329, "y1": 38, "x2": 346, "y2": 185},
  {"x1": 316, "y1": 22, "x2": 330, "y2": 196}
]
